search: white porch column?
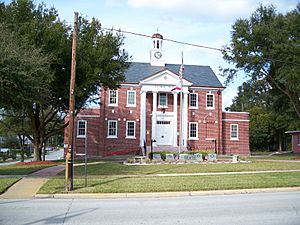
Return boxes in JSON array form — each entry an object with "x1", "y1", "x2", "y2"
[
  {"x1": 173, "y1": 92, "x2": 178, "y2": 147},
  {"x1": 140, "y1": 90, "x2": 147, "y2": 146},
  {"x1": 151, "y1": 92, "x2": 157, "y2": 146},
  {"x1": 182, "y1": 92, "x2": 188, "y2": 147}
]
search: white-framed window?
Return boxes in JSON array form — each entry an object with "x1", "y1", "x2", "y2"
[
  {"x1": 126, "y1": 121, "x2": 136, "y2": 139},
  {"x1": 77, "y1": 120, "x2": 87, "y2": 138},
  {"x1": 126, "y1": 90, "x2": 136, "y2": 107},
  {"x1": 189, "y1": 93, "x2": 198, "y2": 109},
  {"x1": 189, "y1": 122, "x2": 198, "y2": 140},
  {"x1": 206, "y1": 93, "x2": 214, "y2": 109},
  {"x1": 107, "y1": 120, "x2": 117, "y2": 138},
  {"x1": 108, "y1": 90, "x2": 118, "y2": 106},
  {"x1": 230, "y1": 124, "x2": 239, "y2": 140},
  {"x1": 158, "y1": 93, "x2": 168, "y2": 108}
]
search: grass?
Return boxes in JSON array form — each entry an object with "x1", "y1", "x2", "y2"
[
  {"x1": 249, "y1": 153, "x2": 300, "y2": 161},
  {"x1": 65, "y1": 161, "x2": 300, "y2": 177},
  {"x1": 0, "y1": 163, "x2": 60, "y2": 175},
  {"x1": 38, "y1": 172, "x2": 300, "y2": 194},
  {"x1": 0, "y1": 178, "x2": 21, "y2": 194}
]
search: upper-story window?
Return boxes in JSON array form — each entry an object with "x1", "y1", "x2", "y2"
[
  {"x1": 127, "y1": 90, "x2": 136, "y2": 107},
  {"x1": 108, "y1": 90, "x2": 118, "y2": 106},
  {"x1": 77, "y1": 120, "x2": 87, "y2": 138},
  {"x1": 206, "y1": 93, "x2": 214, "y2": 109},
  {"x1": 158, "y1": 93, "x2": 168, "y2": 108},
  {"x1": 230, "y1": 124, "x2": 239, "y2": 140},
  {"x1": 189, "y1": 93, "x2": 198, "y2": 109}
]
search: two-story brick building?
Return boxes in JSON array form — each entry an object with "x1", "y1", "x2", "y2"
[{"x1": 64, "y1": 33, "x2": 250, "y2": 157}]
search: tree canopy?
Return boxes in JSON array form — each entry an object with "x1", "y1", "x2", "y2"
[
  {"x1": 222, "y1": 4, "x2": 300, "y2": 118},
  {"x1": 0, "y1": 0, "x2": 130, "y2": 160}
]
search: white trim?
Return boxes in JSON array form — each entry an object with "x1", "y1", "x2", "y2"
[
  {"x1": 126, "y1": 90, "x2": 136, "y2": 107},
  {"x1": 189, "y1": 93, "x2": 198, "y2": 109},
  {"x1": 230, "y1": 124, "x2": 239, "y2": 141},
  {"x1": 108, "y1": 90, "x2": 118, "y2": 107},
  {"x1": 107, "y1": 120, "x2": 118, "y2": 138},
  {"x1": 77, "y1": 115, "x2": 100, "y2": 118},
  {"x1": 126, "y1": 120, "x2": 136, "y2": 139},
  {"x1": 120, "y1": 83, "x2": 140, "y2": 88},
  {"x1": 223, "y1": 119, "x2": 250, "y2": 122},
  {"x1": 189, "y1": 122, "x2": 198, "y2": 140},
  {"x1": 223, "y1": 111, "x2": 250, "y2": 114},
  {"x1": 158, "y1": 93, "x2": 168, "y2": 108},
  {"x1": 77, "y1": 120, "x2": 87, "y2": 138},
  {"x1": 206, "y1": 93, "x2": 215, "y2": 110},
  {"x1": 189, "y1": 87, "x2": 225, "y2": 91}
]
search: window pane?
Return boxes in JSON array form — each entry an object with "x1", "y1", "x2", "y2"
[
  {"x1": 190, "y1": 123, "x2": 197, "y2": 138},
  {"x1": 127, "y1": 91, "x2": 135, "y2": 105},
  {"x1": 108, "y1": 121, "x2": 117, "y2": 136},
  {"x1": 190, "y1": 94, "x2": 197, "y2": 107},
  {"x1": 109, "y1": 90, "x2": 117, "y2": 104},
  {"x1": 159, "y1": 93, "x2": 167, "y2": 106},
  {"x1": 127, "y1": 121, "x2": 135, "y2": 137},
  {"x1": 231, "y1": 125, "x2": 238, "y2": 138},
  {"x1": 207, "y1": 94, "x2": 214, "y2": 108},
  {"x1": 78, "y1": 121, "x2": 86, "y2": 136}
]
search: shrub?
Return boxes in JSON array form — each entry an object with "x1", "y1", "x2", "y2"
[{"x1": 9, "y1": 150, "x2": 17, "y2": 160}]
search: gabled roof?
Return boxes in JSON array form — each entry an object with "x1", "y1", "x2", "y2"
[{"x1": 123, "y1": 62, "x2": 223, "y2": 87}]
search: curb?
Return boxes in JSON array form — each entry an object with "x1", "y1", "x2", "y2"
[{"x1": 35, "y1": 187, "x2": 300, "y2": 199}]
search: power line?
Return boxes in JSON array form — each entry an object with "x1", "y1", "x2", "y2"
[{"x1": 101, "y1": 27, "x2": 224, "y2": 52}]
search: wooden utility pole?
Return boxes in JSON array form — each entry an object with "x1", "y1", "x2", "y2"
[{"x1": 66, "y1": 12, "x2": 78, "y2": 191}]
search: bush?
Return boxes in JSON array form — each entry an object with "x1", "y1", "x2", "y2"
[
  {"x1": 9, "y1": 150, "x2": 17, "y2": 160},
  {"x1": 25, "y1": 150, "x2": 32, "y2": 158},
  {"x1": 0, "y1": 153, "x2": 8, "y2": 162},
  {"x1": 149, "y1": 152, "x2": 176, "y2": 161}
]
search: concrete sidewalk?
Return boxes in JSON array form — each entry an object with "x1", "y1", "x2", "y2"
[{"x1": 0, "y1": 165, "x2": 65, "y2": 199}]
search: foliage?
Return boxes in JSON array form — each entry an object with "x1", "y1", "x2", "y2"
[
  {"x1": 228, "y1": 79, "x2": 299, "y2": 151},
  {"x1": 0, "y1": 0, "x2": 130, "y2": 161},
  {"x1": 222, "y1": 4, "x2": 300, "y2": 118}
]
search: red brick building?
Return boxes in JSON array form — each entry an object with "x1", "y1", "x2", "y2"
[
  {"x1": 285, "y1": 131, "x2": 300, "y2": 153},
  {"x1": 64, "y1": 33, "x2": 250, "y2": 157}
]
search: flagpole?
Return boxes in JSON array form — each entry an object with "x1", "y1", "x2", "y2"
[{"x1": 179, "y1": 52, "x2": 184, "y2": 157}]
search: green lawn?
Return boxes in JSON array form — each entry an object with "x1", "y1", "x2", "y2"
[
  {"x1": 37, "y1": 160, "x2": 300, "y2": 194},
  {"x1": 67, "y1": 161, "x2": 300, "y2": 177},
  {"x1": 38, "y1": 172, "x2": 300, "y2": 194},
  {"x1": 0, "y1": 163, "x2": 60, "y2": 175},
  {"x1": 0, "y1": 178, "x2": 20, "y2": 194}
]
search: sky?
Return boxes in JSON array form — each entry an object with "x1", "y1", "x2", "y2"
[{"x1": 4, "y1": 0, "x2": 298, "y2": 108}]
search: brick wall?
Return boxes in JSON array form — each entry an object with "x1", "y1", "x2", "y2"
[
  {"x1": 222, "y1": 112, "x2": 250, "y2": 155},
  {"x1": 291, "y1": 133, "x2": 300, "y2": 153}
]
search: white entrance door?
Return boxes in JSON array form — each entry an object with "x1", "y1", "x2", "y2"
[{"x1": 156, "y1": 120, "x2": 173, "y2": 145}]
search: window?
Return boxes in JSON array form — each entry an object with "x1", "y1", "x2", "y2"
[
  {"x1": 158, "y1": 93, "x2": 168, "y2": 108},
  {"x1": 206, "y1": 93, "x2": 214, "y2": 109},
  {"x1": 189, "y1": 122, "x2": 198, "y2": 140},
  {"x1": 189, "y1": 93, "x2": 198, "y2": 109},
  {"x1": 230, "y1": 124, "x2": 238, "y2": 140},
  {"x1": 108, "y1": 90, "x2": 118, "y2": 106},
  {"x1": 77, "y1": 120, "x2": 87, "y2": 138},
  {"x1": 298, "y1": 136, "x2": 300, "y2": 146},
  {"x1": 107, "y1": 120, "x2": 117, "y2": 138},
  {"x1": 126, "y1": 121, "x2": 136, "y2": 138},
  {"x1": 127, "y1": 90, "x2": 136, "y2": 107}
]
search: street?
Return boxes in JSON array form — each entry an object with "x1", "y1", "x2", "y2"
[{"x1": 0, "y1": 191, "x2": 299, "y2": 225}]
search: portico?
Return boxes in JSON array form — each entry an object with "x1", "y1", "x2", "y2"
[{"x1": 139, "y1": 70, "x2": 191, "y2": 151}]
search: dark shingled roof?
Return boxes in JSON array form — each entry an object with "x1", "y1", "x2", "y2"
[{"x1": 124, "y1": 62, "x2": 223, "y2": 87}]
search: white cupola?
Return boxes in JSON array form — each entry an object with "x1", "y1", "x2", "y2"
[{"x1": 150, "y1": 33, "x2": 165, "y2": 67}]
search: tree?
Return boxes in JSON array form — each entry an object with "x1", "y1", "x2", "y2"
[
  {"x1": 0, "y1": 0, "x2": 130, "y2": 160},
  {"x1": 222, "y1": 4, "x2": 300, "y2": 118},
  {"x1": 228, "y1": 79, "x2": 299, "y2": 151}
]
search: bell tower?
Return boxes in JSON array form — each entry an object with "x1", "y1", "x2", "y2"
[{"x1": 150, "y1": 33, "x2": 165, "y2": 67}]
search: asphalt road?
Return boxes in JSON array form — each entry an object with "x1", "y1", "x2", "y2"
[{"x1": 0, "y1": 191, "x2": 299, "y2": 225}]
